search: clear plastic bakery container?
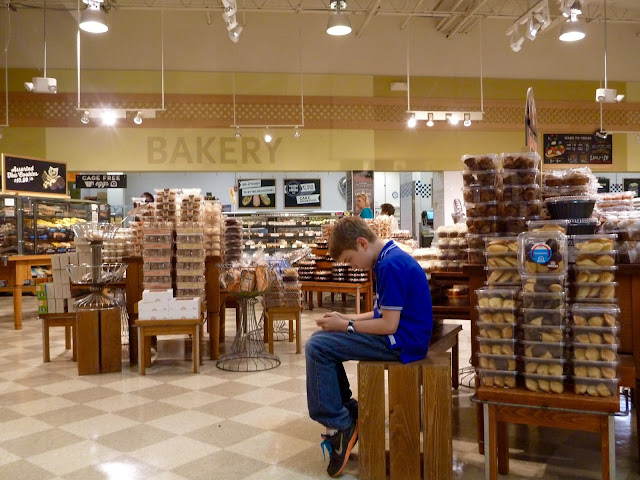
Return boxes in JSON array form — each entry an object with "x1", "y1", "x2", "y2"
[
  {"x1": 485, "y1": 267, "x2": 521, "y2": 286},
  {"x1": 572, "y1": 282, "x2": 617, "y2": 302},
  {"x1": 477, "y1": 369, "x2": 518, "y2": 389},
  {"x1": 477, "y1": 354, "x2": 518, "y2": 371},
  {"x1": 465, "y1": 202, "x2": 500, "y2": 218},
  {"x1": 500, "y1": 169, "x2": 540, "y2": 186},
  {"x1": 572, "y1": 376, "x2": 618, "y2": 397},
  {"x1": 527, "y1": 219, "x2": 570, "y2": 234},
  {"x1": 465, "y1": 217, "x2": 502, "y2": 235},
  {"x1": 500, "y1": 152, "x2": 541, "y2": 170},
  {"x1": 477, "y1": 307, "x2": 519, "y2": 324},
  {"x1": 570, "y1": 343, "x2": 618, "y2": 362},
  {"x1": 521, "y1": 273, "x2": 567, "y2": 293},
  {"x1": 572, "y1": 266, "x2": 617, "y2": 284},
  {"x1": 518, "y1": 231, "x2": 568, "y2": 275},
  {"x1": 571, "y1": 360, "x2": 618, "y2": 380},
  {"x1": 485, "y1": 252, "x2": 519, "y2": 268},
  {"x1": 461, "y1": 153, "x2": 499, "y2": 171},
  {"x1": 475, "y1": 287, "x2": 521, "y2": 307},
  {"x1": 477, "y1": 322, "x2": 517, "y2": 340},
  {"x1": 571, "y1": 234, "x2": 617, "y2": 253},
  {"x1": 500, "y1": 184, "x2": 540, "y2": 202},
  {"x1": 476, "y1": 337, "x2": 518, "y2": 356},
  {"x1": 467, "y1": 232, "x2": 500, "y2": 249},
  {"x1": 462, "y1": 170, "x2": 498, "y2": 188},
  {"x1": 522, "y1": 324, "x2": 565, "y2": 343},
  {"x1": 466, "y1": 248, "x2": 486, "y2": 265},
  {"x1": 570, "y1": 303, "x2": 619, "y2": 327},
  {"x1": 485, "y1": 236, "x2": 518, "y2": 252},
  {"x1": 522, "y1": 357, "x2": 566, "y2": 377},
  {"x1": 523, "y1": 373, "x2": 566, "y2": 393},
  {"x1": 522, "y1": 340, "x2": 565, "y2": 359},
  {"x1": 463, "y1": 186, "x2": 499, "y2": 204},
  {"x1": 522, "y1": 308, "x2": 566, "y2": 326},
  {"x1": 499, "y1": 201, "x2": 543, "y2": 218},
  {"x1": 570, "y1": 325, "x2": 618, "y2": 345},
  {"x1": 503, "y1": 217, "x2": 533, "y2": 235},
  {"x1": 521, "y1": 291, "x2": 567, "y2": 310}
]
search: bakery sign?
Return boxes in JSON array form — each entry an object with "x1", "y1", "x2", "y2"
[
  {"x1": 543, "y1": 133, "x2": 612, "y2": 165},
  {"x1": 284, "y1": 179, "x2": 321, "y2": 208},
  {"x1": 1, "y1": 153, "x2": 68, "y2": 197},
  {"x1": 75, "y1": 174, "x2": 127, "y2": 189}
]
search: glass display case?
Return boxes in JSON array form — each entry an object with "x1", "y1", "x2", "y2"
[{"x1": 0, "y1": 196, "x2": 18, "y2": 255}]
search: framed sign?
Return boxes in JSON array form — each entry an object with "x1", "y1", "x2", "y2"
[
  {"x1": 2, "y1": 153, "x2": 68, "y2": 197},
  {"x1": 543, "y1": 133, "x2": 612, "y2": 164},
  {"x1": 76, "y1": 174, "x2": 127, "y2": 189},
  {"x1": 596, "y1": 177, "x2": 610, "y2": 193},
  {"x1": 237, "y1": 178, "x2": 276, "y2": 208},
  {"x1": 284, "y1": 179, "x2": 321, "y2": 208},
  {"x1": 623, "y1": 178, "x2": 640, "y2": 197}
]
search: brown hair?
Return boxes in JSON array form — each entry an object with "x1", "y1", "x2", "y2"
[
  {"x1": 380, "y1": 203, "x2": 395, "y2": 215},
  {"x1": 329, "y1": 216, "x2": 377, "y2": 260}
]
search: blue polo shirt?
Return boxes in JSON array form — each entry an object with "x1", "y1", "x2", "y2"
[{"x1": 372, "y1": 240, "x2": 433, "y2": 363}]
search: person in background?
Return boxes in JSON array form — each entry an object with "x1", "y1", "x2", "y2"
[
  {"x1": 355, "y1": 193, "x2": 374, "y2": 219},
  {"x1": 142, "y1": 191, "x2": 155, "y2": 204},
  {"x1": 305, "y1": 216, "x2": 433, "y2": 477},
  {"x1": 379, "y1": 203, "x2": 399, "y2": 233}
]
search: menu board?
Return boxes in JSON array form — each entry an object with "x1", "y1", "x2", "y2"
[
  {"x1": 623, "y1": 178, "x2": 640, "y2": 197},
  {"x1": 596, "y1": 177, "x2": 610, "y2": 193},
  {"x1": 284, "y1": 179, "x2": 321, "y2": 208},
  {"x1": 237, "y1": 178, "x2": 276, "y2": 209},
  {"x1": 2, "y1": 153, "x2": 68, "y2": 197},
  {"x1": 76, "y1": 174, "x2": 127, "y2": 189},
  {"x1": 543, "y1": 133, "x2": 612, "y2": 165}
]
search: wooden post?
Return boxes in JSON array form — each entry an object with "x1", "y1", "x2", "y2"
[
  {"x1": 99, "y1": 307, "x2": 122, "y2": 373},
  {"x1": 76, "y1": 309, "x2": 100, "y2": 375}
]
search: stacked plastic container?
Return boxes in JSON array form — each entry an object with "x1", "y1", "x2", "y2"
[
  {"x1": 484, "y1": 236, "x2": 520, "y2": 287},
  {"x1": 596, "y1": 191, "x2": 635, "y2": 214},
  {"x1": 203, "y1": 200, "x2": 223, "y2": 257},
  {"x1": 175, "y1": 222, "x2": 206, "y2": 299},
  {"x1": 433, "y1": 225, "x2": 468, "y2": 272},
  {"x1": 600, "y1": 211, "x2": 640, "y2": 264},
  {"x1": 542, "y1": 167, "x2": 599, "y2": 233},
  {"x1": 142, "y1": 222, "x2": 174, "y2": 291},
  {"x1": 476, "y1": 286, "x2": 521, "y2": 389},
  {"x1": 155, "y1": 189, "x2": 179, "y2": 224},
  {"x1": 518, "y1": 231, "x2": 569, "y2": 393},
  {"x1": 499, "y1": 153, "x2": 542, "y2": 235},
  {"x1": 223, "y1": 217, "x2": 243, "y2": 263},
  {"x1": 102, "y1": 228, "x2": 133, "y2": 262},
  {"x1": 568, "y1": 234, "x2": 620, "y2": 397},
  {"x1": 179, "y1": 189, "x2": 203, "y2": 223}
]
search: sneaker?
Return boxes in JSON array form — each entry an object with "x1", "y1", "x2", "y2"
[
  {"x1": 344, "y1": 398, "x2": 358, "y2": 420},
  {"x1": 320, "y1": 419, "x2": 358, "y2": 477}
]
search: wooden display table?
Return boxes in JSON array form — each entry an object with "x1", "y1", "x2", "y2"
[
  {"x1": 0, "y1": 254, "x2": 52, "y2": 330},
  {"x1": 301, "y1": 280, "x2": 373, "y2": 314},
  {"x1": 477, "y1": 386, "x2": 619, "y2": 480},
  {"x1": 135, "y1": 317, "x2": 204, "y2": 374}
]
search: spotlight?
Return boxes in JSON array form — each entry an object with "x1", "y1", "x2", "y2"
[
  {"x1": 447, "y1": 114, "x2": 459, "y2": 126},
  {"x1": 595, "y1": 129, "x2": 608, "y2": 140},
  {"x1": 525, "y1": 17, "x2": 540, "y2": 41},
  {"x1": 559, "y1": 14, "x2": 585, "y2": 42},
  {"x1": 407, "y1": 115, "x2": 417, "y2": 129},
  {"x1": 81, "y1": 111, "x2": 90, "y2": 124},
  {"x1": 264, "y1": 128, "x2": 272, "y2": 143},
  {"x1": 293, "y1": 127, "x2": 301, "y2": 138},
  {"x1": 426, "y1": 113, "x2": 434, "y2": 127},
  {"x1": 24, "y1": 77, "x2": 57, "y2": 94},
  {"x1": 327, "y1": 0, "x2": 352, "y2": 36},
  {"x1": 235, "y1": 127, "x2": 242, "y2": 138},
  {"x1": 228, "y1": 24, "x2": 243, "y2": 43},
  {"x1": 133, "y1": 111, "x2": 143, "y2": 125},
  {"x1": 101, "y1": 110, "x2": 117, "y2": 126},
  {"x1": 79, "y1": 1, "x2": 108, "y2": 34},
  {"x1": 463, "y1": 113, "x2": 472, "y2": 127},
  {"x1": 510, "y1": 31, "x2": 525, "y2": 52}
]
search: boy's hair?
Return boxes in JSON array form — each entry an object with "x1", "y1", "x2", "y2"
[
  {"x1": 380, "y1": 203, "x2": 395, "y2": 215},
  {"x1": 329, "y1": 216, "x2": 378, "y2": 260}
]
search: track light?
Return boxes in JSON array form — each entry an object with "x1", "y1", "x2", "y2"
[
  {"x1": 293, "y1": 127, "x2": 301, "y2": 138},
  {"x1": 446, "y1": 114, "x2": 459, "y2": 126},
  {"x1": 235, "y1": 127, "x2": 242, "y2": 138},
  {"x1": 133, "y1": 111, "x2": 143, "y2": 125},
  {"x1": 525, "y1": 17, "x2": 540, "y2": 41},
  {"x1": 24, "y1": 77, "x2": 57, "y2": 94},
  {"x1": 559, "y1": 12, "x2": 585, "y2": 42},
  {"x1": 407, "y1": 115, "x2": 417, "y2": 129},
  {"x1": 101, "y1": 110, "x2": 117, "y2": 126},
  {"x1": 264, "y1": 128, "x2": 272, "y2": 143},
  {"x1": 426, "y1": 113, "x2": 434, "y2": 127},
  {"x1": 510, "y1": 31, "x2": 525, "y2": 52},
  {"x1": 81, "y1": 111, "x2": 90, "y2": 124},
  {"x1": 463, "y1": 113, "x2": 472, "y2": 127},
  {"x1": 228, "y1": 24, "x2": 243, "y2": 43},
  {"x1": 79, "y1": 1, "x2": 108, "y2": 34},
  {"x1": 327, "y1": 0, "x2": 352, "y2": 36}
]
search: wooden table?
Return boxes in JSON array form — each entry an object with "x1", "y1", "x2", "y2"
[
  {"x1": 0, "y1": 254, "x2": 52, "y2": 330},
  {"x1": 477, "y1": 386, "x2": 619, "y2": 480},
  {"x1": 301, "y1": 280, "x2": 373, "y2": 314}
]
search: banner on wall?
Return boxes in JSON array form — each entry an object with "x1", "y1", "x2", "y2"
[
  {"x1": 347, "y1": 170, "x2": 374, "y2": 214},
  {"x1": 76, "y1": 174, "x2": 127, "y2": 189},
  {"x1": 2, "y1": 153, "x2": 68, "y2": 197},
  {"x1": 237, "y1": 178, "x2": 276, "y2": 208},
  {"x1": 543, "y1": 133, "x2": 612, "y2": 164},
  {"x1": 284, "y1": 179, "x2": 321, "y2": 208}
]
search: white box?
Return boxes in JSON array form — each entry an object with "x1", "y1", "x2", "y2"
[
  {"x1": 50, "y1": 255, "x2": 61, "y2": 270},
  {"x1": 67, "y1": 251, "x2": 79, "y2": 265},
  {"x1": 54, "y1": 284, "x2": 63, "y2": 299},
  {"x1": 168, "y1": 297, "x2": 201, "y2": 319},
  {"x1": 58, "y1": 253, "x2": 70, "y2": 267},
  {"x1": 52, "y1": 270, "x2": 61, "y2": 285},
  {"x1": 62, "y1": 284, "x2": 72, "y2": 299},
  {"x1": 78, "y1": 253, "x2": 92, "y2": 265},
  {"x1": 59, "y1": 269, "x2": 70, "y2": 285},
  {"x1": 142, "y1": 289, "x2": 174, "y2": 302},
  {"x1": 138, "y1": 300, "x2": 170, "y2": 320},
  {"x1": 44, "y1": 282, "x2": 56, "y2": 299}
]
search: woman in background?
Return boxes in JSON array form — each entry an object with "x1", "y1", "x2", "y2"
[
  {"x1": 379, "y1": 203, "x2": 399, "y2": 233},
  {"x1": 356, "y1": 193, "x2": 374, "y2": 219}
]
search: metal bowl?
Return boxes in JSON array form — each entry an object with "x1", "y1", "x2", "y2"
[
  {"x1": 65, "y1": 263, "x2": 128, "y2": 285},
  {"x1": 72, "y1": 222, "x2": 120, "y2": 243}
]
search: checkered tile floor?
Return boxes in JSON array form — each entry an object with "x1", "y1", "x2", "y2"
[{"x1": 0, "y1": 296, "x2": 639, "y2": 479}]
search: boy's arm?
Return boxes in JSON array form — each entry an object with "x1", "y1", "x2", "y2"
[
  {"x1": 316, "y1": 309, "x2": 400, "y2": 335},
  {"x1": 322, "y1": 310, "x2": 374, "y2": 322}
]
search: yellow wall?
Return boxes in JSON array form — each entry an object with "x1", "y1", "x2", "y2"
[{"x1": 0, "y1": 128, "x2": 47, "y2": 159}]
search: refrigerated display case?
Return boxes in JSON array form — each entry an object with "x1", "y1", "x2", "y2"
[{"x1": 0, "y1": 196, "x2": 18, "y2": 255}]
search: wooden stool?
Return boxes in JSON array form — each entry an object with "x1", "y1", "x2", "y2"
[
  {"x1": 41, "y1": 313, "x2": 77, "y2": 362},
  {"x1": 428, "y1": 323, "x2": 462, "y2": 389},
  {"x1": 358, "y1": 353, "x2": 452, "y2": 480},
  {"x1": 263, "y1": 306, "x2": 302, "y2": 354},
  {"x1": 135, "y1": 317, "x2": 204, "y2": 375}
]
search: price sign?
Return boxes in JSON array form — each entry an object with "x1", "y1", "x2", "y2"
[
  {"x1": 76, "y1": 174, "x2": 127, "y2": 189},
  {"x1": 2, "y1": 153, "x2": 68, "y2": 197}
]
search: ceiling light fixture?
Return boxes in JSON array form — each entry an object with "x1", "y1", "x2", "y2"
[
  {"x1": 79, "y1": 0, "x2": 108, "y2": 34},
  {"x1": 463, "y1": 113, "x2": 472, "y2": 127},
  {"x1": 426, "y1": 113, "x2": 434, "y2": 127},
  {"x1": 264, "y1": 128, "x2": 272, "y2": 143},
  {"x1": 407, "y1": 114, "x2": 417, "y2": 128},
  {"x1": 221, "y1": 0, "x2": 242, "y2": 43},
  {"x1": 506, "y1": 1, "x2": 552, "y2": 52},
  {"x1": 293, "y1": 127, "x2": 301, "y2": 138},
  {"x1": 559, "y1": 1, "x2": 585, "y2": 42},
  {"x1": 326, "y1": 0, "x2": 352, "y2": 36},
  {"x1": 133, "y1": 111, "x2": 143, "y2": 125},
  {"x1": 101, "y1": 110, "x2": 118, "y2": 126},
  {"x1": 447, "y1": 113, "x2": 459, "y2": 126},
  {"x1": 525, "y1": 17, "x2": 540, "y2": 41},
  {"x1": 235, "y1": 127, "x2": 242, "y2": 138},
  {"x1": 510, "y1": 30, "x2": 525, "y2": 52},
  {"x1": 81, "y1": 111, "x2": 90, "y2": 124},
  {"x1": 25, "y1": 0, "x2": 57, "y2": 94}
]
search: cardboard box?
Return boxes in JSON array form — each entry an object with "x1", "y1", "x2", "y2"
[
  {"x1": 38, "y1": 304, "x2": 48, "y2": 314},
  {"x1": 54, "y1": 284, "x2": 63, "y2": 299},
  {"x1": 52, "y1": 270, "x2": 61, "y2": 285},
  {"x1": 50, "y1": 254, "x2": 61, "y2": 270},
  {"x1": 44, "y1": 282, "x2": 56, "y2": 299},
  {"x1": 168, "y1": 297, "x2": 201, "y2": 319},
  {"x1": 138, "y1": 300, "x2": 169, "y2": 320},
  {"x1": 59, "y1": 269, "x2": 70, "y2": 285},
  {"x1": 36, "y1": 283, "x2": 48, "y2": 300},
  {"x1": 62, "y1": 284, "x2": 72, "y2": 299},
  {"x1": 58, "y1": 253, "x2": 70, "y2": 267},
  {"x1": 67, "y1": 251, "x2": 79, "y2": 265},
  {"x1": 142, "y1": 289, "x2": 174, "y2": 303},
  {"x1": 66, "y1": 298, "x2": 76, "y2": 312},
  {"x1": 78, "y1": 253, "x2": 92, "y2": 265}
]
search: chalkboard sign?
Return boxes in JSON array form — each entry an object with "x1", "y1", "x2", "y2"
[
  {"x1": 237, "y1": 178, "x2": 276, "y2": 209},
  {"x1": 284, "y1": 179, "x2": 321, "y2": 208},
  {"x1": 543, "y1": 133, "x2": 612, "y2": 164},
  {"x1": 623, "y1": 179, "x2": 640, "y2": 197},
  {"x1": 2, "y1": 153, "x2": 68, "y2": 197},
  {"x1": 596, "y1": 177, "x2": 610, "y2": 193},
  {"x1": 76, "y1": 174, "x2": 127, "y2": 189}
]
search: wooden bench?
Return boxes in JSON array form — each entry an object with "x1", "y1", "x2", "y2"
[
  {"x1": 41, "y1": 312, "x2": 77, "y2": 362},
  {"x1": 135, "y1": 317, "x2": 204, "y2": 375},
  {"x1": 263, "y1": 305, "x2": 302, "y2": 354},
  {"x1": 358, "y1": 353, "x2": 452, "y2": 480}
]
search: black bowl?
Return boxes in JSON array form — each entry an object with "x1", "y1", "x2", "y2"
[
  {"x1": 567, "y1": 219, "x2": 598, "y2": 235},
  {"x1": 545, "y1": 199, "x2": 595, "y2": 219}
]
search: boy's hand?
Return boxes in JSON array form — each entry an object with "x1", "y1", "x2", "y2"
[{"x1": 316, "y1": 312, "x2": 349, "y2": 332}]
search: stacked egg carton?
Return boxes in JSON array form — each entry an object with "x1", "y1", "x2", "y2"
[
  {"x1": 223, "y1": 217, "x2": 243, "y2": 264},
  {"x1": 179, "y1": 189, "x2": 203, "y2": 223},
  {"x1": 518, "y1": 231, "x2": 569, "y2": 394},
  {"x1": 203, "y1": 200, "x2": 223, "y2": 257},
  {"x1": 154, "y1": 189, "x2": 179, "y2": 223},
  {"x1": 175, "y1": 222, "x2": 206, "y2": 299},
  {"x1": 462, "y1": 154, "x2": 501, "y2": 264},
  {"x1": 142, "y1": 222, "x2": 174, "y2": 291},
  {"x1": 568, "y1": 234, "x2": 620, "y2": 397},
  {"x1": 499, "y1": 153, "x2": 542, "y2": 235},
  {"x1": 476, "y1": 286, "x2": 521, "y2": 389}
]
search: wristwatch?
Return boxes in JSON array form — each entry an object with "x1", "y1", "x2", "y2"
[{"x1": 346, "y1": 319, "x2": 356, "y2": 334}]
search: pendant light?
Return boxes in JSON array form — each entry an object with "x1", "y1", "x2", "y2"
[
  {"x1": 79, "y1": 0, "x2": 108, "y2": 34},
  {"x1": 326, "y1": 0, "x2": 351, "y2": 36},
  {"x1": 559, "y1": 1, "x2": 585, "y2": 42}
]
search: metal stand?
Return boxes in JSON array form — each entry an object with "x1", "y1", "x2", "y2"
[{"x1": 216, "y1": 296, "x2": 280, "y2": 372}]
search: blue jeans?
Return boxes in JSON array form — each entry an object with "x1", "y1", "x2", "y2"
[{"x1": 305, "y1": 330, "x2": 401, "y2": 430}]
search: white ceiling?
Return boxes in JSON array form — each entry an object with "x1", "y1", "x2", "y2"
[{"x1": 3, "y1": 0, "x2": 640, "y2": 81}]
